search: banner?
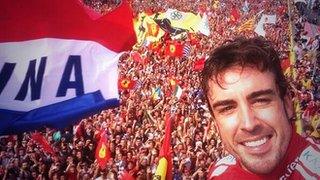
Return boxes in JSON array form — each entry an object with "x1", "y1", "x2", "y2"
[{"x1": 0, "y1": 0, "x2": 136, "y2": 135}]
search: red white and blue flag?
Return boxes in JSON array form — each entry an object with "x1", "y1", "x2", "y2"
[{"x1": 0, "y1": 0, "x2": 136, "y2": 135}]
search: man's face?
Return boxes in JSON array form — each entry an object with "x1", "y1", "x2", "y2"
[{"x1": 207, "y1": 66, "x2": 293, "y2": 174}]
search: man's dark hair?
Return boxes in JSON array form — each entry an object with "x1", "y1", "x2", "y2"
[{"x1": 201, "y1": 37, "x2": 288, "y2": 114}]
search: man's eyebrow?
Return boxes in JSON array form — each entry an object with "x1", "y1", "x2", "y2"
[
  {"x1": 247, "y1": 89, "x2": 275, "y2": 100},
  {"x1": 211, "y1": 99, "x2": 236, "y2": 109}
]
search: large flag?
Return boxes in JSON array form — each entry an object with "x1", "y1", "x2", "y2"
[
  {"x1": 95, "y1": 131, "x2": 111, "y2": 169},
  {"x1": 133, "y1": 12, "x2": 165, "y2": 46},
  {"x1": 0, "y1": 0, "x2": 136, "y2": 135},
  {"x1": 163, "y1": 9, "x2": 202, "y2": 33},
  {"x1": 154, "y1": 17, "x2": 187, "y2": 36},
  {"x1": 154, "y1": 113, "x2": 173, "y2": 180}
]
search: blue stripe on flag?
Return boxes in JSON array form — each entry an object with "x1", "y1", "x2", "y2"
[{"x1": 0, "y1": 90, "x2": 119, "y2": 135}]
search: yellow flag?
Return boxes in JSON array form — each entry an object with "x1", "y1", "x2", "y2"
[
  {"x1": 237, "y1": 17, "x2": 255, "y2": 32},
  {"x1": 133, "y1": 12, "x2": 165, "y2": 46},
  {"x1": 165, "y1": 9, "x2": 202, "y2": 32}
]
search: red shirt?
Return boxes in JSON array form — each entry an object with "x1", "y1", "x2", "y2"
[{"x1": 207, "y1": 132, "x2": 320, "y2": 179}]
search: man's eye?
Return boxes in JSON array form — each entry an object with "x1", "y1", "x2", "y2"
[
  {"x1": 253, "y1": 98, "x2": 271, "y2": 106},
  {"x1": 218, "y1": 106, "x2": 235, "y2": 114}
]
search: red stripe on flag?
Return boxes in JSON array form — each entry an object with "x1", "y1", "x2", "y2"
[{"x1": 0, "y1": 0, "x2": 136, "y2": 52}]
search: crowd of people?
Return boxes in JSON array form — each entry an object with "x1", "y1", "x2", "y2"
[
  {"x1": 290, "y1": 0, "x2": 320, "y2": 141},
  {"x1": 0, "y1": 0, "x2": 319, "y2": 179}
]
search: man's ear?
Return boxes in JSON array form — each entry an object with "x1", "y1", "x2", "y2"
[{"x1": 283, "y1": 92, "x2": 294, "y2": 120}]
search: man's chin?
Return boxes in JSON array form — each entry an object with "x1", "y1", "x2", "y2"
[{"x1": 239, "y1": 154, "x2": 280, "y2": 174}]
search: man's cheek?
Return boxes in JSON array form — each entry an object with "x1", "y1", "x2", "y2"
[{"x1": 253, "y1": 107, "x2": 278, "y2": 122}]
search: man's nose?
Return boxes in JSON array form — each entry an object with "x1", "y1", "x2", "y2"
[{"x1": 238, "y1": 104, "x2": 260, "y2": 132}]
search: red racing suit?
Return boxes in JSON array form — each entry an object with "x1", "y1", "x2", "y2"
[{"x1": 207, "y1": 132, "x2": 320, "y2": 179}]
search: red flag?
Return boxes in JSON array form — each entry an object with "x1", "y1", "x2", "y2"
[
  {"x1": 230, "y1": 7, "x2": 241, "y2": 24},
  {"x1": 281, "y1": 58, "x2": 290, "y2": 72},
  {"x1": 31, "y1": 132, "x2": 55, "y2": 155},
  {"x1": 95, "y1": 131, "x2": 111, "y2": 169},
  {"x1": 154, "y1": 113, "x2": 173, "y2": 179},
  {"x1": 118, "y1": 78, "x2": 136, "y2": 90},
  {"x1": 0, "y1": 0, "x2": 136, "y2": 53},
  {"x1": 193, "y1": 57, "x2": 205, "y2": 71},
  {"x1": 164, "y1": 42, "x2": 183, "y2": 57}
]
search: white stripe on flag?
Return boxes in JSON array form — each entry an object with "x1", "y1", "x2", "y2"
[{"x1": 0, "y1": 38, "x2": 119, "y2": 112}]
